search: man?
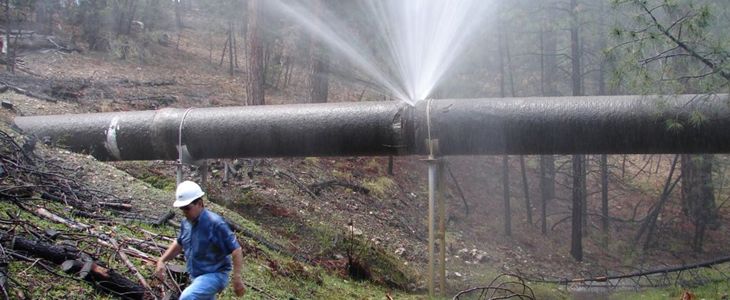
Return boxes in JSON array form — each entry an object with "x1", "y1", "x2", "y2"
[{"x1": 155, "y1": 181, "x2": 245, "y2": 299}]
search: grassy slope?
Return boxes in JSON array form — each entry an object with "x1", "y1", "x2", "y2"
[{"x1": 0, "y1": 115, "x2": 423, "y2": 299}]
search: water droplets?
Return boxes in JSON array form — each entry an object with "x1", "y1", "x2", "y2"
[{"x1": 268, "y1": 0, "x2": 494, "y2": 105}]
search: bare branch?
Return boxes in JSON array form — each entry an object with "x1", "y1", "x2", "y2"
[{"x1": 638, "y1": 3, "x2": 730, "y2": 81}]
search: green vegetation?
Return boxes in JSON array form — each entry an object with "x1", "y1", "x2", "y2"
[
  {"x1": 138, "y1": 173, "x2": 177, "y2": 191},
  {"x1": 363, "y1": 176, "x2": 396, "y2": 199},
  {"x1": 0, "y1": 196, "x2": 424, "y2": 300}
]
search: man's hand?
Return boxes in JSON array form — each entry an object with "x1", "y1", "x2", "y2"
[
  {"x1": 155, "y1": 241, "x2": 182, "y2": 281},
  {"x1": 230, "y1": 247, "x2": 245, "y2": 297},
  {"x1": 154, "y1": 261, "x2": 166, "y2": 280},
  {"x1": 233, "y1": 276, "x2": 246, "y2": 297}
]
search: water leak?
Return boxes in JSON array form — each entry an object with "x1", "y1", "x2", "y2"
[{"x1": 267, "y1": 0, "x2": 495, "y2": 106}]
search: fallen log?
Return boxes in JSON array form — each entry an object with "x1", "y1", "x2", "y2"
[
  {"x1": 42, "y1": 192, "x2": 86, "y2": 210},
  {"x1": 118, "y1": 79, "x2": 176, "y2": 87},
  {"x1": 4, "y1": 235, "x2": 80, "y2": 264},
  {"x1": 96, "y1": 239, "x2": 157, "y2": 264},
  {"x1": 71, "y1": 209, "x2": 108, "y2": 221},
  {"x1": 153, "y1": 210, "x2": 175, "y2": 227},
  {"x1": 0, "y1": 79, "x2": 57, "y2": 103},
  {"x1": 5, "y1": 236, "x2": 145, "y2": 299},
  {"x1": 34, "y1": 207, "x2": 89, "y2": 230},
  {"x1": 98, "y1": 202, "x2": 133, "y2": 211},
  {"x1": 124, "y1": 237, "x2": 167, "y2": 254},
  {"x1": 118, "y1": 95, "x2": 177, "y2": 105},
  {"x1": 62, "y1": 259, "x2": 144, "y2": 300}
]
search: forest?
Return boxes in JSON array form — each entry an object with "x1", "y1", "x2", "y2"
[{"x1": 0, "y1": 0, "x2": 729, "y2": 299}]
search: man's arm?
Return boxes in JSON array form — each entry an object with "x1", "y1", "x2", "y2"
[
  {"x1": 154, "y1": 240, "x2": 182, "y2": 279},
  {"x1": 231, "y1": 247, "x2": 245, "y2": 297}
]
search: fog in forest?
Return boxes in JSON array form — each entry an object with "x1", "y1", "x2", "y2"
[{"x1": 1, "y1": 0, "x2": 730, "y2": 299}]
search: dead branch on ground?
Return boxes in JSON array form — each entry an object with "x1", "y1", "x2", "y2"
[
  {"x1": 308, "y1": 180, "x2": 370, "y2": 195},
  {"x1": 275, "y1": 169, "x2": 317, "y2": 199}
]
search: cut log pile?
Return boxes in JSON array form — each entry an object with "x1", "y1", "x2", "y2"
[
  {"x1": 0, "y1": 128, "x2": 188, "y2": 299},
  {"x1": 0, "y1": 128, "x2": 290, "y2": 299}
]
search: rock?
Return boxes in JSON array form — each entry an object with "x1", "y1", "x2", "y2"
[
  {"x1": 395, "y1": 247, "x2": 406, "y2": 256},
  {"x1": 456, "y1": 248, "x2": 490, "y2": 264},
  {"x1": 346, "y1": 225, "x2": 363, "y2": 236},
  {"x1": 1, "y1": 100, "x2": 13, "y2": 110},
  {"x1": 475, "y1": 253, "x2": 490, "y2": 263}
]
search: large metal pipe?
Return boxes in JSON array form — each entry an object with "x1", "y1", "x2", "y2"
[{"x1": 14, "y1": 94, "x2": 730, "y2": 160}]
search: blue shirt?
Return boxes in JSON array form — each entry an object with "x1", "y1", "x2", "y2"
[{"x1": 177, "y1": 209, "x2": 240, "y2": 277}]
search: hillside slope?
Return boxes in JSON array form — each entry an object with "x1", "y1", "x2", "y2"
[{"x1": 1, "y1": 5, "x2": 729, "y2": 298}]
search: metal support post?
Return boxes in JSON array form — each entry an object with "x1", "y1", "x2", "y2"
[
  {"x1": 176, "y1": 160, "x2": 183, "y2": 185},
  {"x1": 425, "y1": 137, "x2": 441, "y2": 298},
  {"x1": 427, "y1": 156, "x2": 437, "y2": 298},
  {"x1": 438, "y1": 159, "x2": 446, "y2": 296}
]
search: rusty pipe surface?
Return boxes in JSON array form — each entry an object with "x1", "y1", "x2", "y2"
[{"x1": 14, "y1": 94, "x2": 730, "y2": 161}]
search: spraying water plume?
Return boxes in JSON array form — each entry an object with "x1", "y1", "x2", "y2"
[{"x1": 267, "y1": 0, "x2": 495, "y2": 105}]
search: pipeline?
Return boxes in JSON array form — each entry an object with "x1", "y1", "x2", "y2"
[{"x1": 13, "y1": 94, "x2": 730, "y2": 161}]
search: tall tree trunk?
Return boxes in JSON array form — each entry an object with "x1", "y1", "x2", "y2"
[
  {"x1": 520, "y1": 156, "x2": 532, "y2": 225},
  {"x1": 498, "y1": 18, "x2": 511, "y2": 237},
  {"x1": 229, "y1": 21, "x2": 235, "y2": 76},
  {"x1": 635, "y1": 155, "x2": 680, "y2": 250},
  {"x1": 543, "y1": 2, "x2": 559, "y2": 97},
  {"x1": 539, "y1": 1, "x2": 557, "y2": 233},
  {"x1": 570, "y1": 154, "x2": 584, "y2": 261},
  {"x1": 569, "y1": 0, "x2": 584, "y2": 260},
  {"x1": 681, "y1": 154, "x2": 718, "y2": 252},
  {"x1": 233, "y1": 25, "x2": 239, "y2": 68},
  {"x1": 36, "y1": 0, "x2": 54, "y2": 34},
  {"x1": 305, "y1": 0, "x2": 329, "y2": 103},
  {"x1": 503, "y1": 155, "x2": 511, "y2": 237},
  {"x1": 600, "y1": 154, "x2": 609, "y2": 240},
  {"x1": 539, "y1": 157, "x2": 551, "y2": 234},
  {"x1": 219, "y1": 32, "x2": 229, "y2": 66},
  {"x1": 144, "y1": 0, "x2": 161, "y2": 31},
  {"x1": 597, "y1": 4, "x2": 611, "y2": 243},
  {"x1": 175, "y1": 0, "x2": 183, "y2": 29},
  {"x1": 126, "y1": 0, "x2": 137, "y2": 35},
  {"x1": 246, "y1": 0, "x2": 265, "y2": 105},
  {"x1": 114, "y1": 0, "x2": 137, "y2": 36},
  {"x1": 388, "y1": 156, "x2": 394, "y2": 175},
  {"x1": 582, "y1": 155, "x2": 588, "y2": 235},
  {"x1": 307, "y1": 47, "x2": 329, "y2": 103},
  {"x1": 4, "y1": 0, "x2": 12, "y2": 73},
  {"x1": 81, "y1": 0, "x2": 105, "y2": 51},
  {"x1": 570, "y1": 0, "x2": 582, "y2": 97}
]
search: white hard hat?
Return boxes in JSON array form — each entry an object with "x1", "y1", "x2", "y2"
[{"x1": 174, "y1": 181, "x2": 205, "y2": 207}]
